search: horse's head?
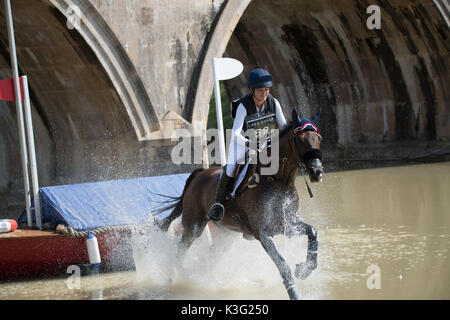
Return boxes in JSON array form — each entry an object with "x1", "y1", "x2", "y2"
[{"x1": 291, "y1": 109, "x2": 324, "y2": 183}]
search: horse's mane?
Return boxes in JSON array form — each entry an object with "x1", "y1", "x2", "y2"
[{"x1": 279, "y1": 122, "x2": 294, "y2": 140}]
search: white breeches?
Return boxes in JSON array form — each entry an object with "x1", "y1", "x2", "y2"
[{"x1": 225, "y1": 141, "x2": 248, "y2": 177}]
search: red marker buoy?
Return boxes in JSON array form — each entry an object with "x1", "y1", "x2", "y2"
[{"x1": 0, "y1": 219, "x2": 18, "y2": 233}]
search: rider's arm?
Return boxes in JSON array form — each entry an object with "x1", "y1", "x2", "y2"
[
  {"x1": 231, "y1": 103, "x2": 249, "y2": 147},
  {"x1": 274, "y1": 98, "x2": 287, "y2": 130}
]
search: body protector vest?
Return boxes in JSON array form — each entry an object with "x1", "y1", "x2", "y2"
[
  {"x1": 231, "y1": 94, "x2": 278, "y2": 170},
  {"x1": 231, "y1": 94, "x2": 278, "y2": 142}
]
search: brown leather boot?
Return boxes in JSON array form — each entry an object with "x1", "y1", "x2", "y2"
[{"x1": 207, "y1": 172, "x2": 233, "y2": 221}]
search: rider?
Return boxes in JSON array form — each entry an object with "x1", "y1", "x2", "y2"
[{"x1": 207, "y1": 68, "x2": 288, "y2": 221}]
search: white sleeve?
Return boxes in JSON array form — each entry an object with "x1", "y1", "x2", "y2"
[
  {"x1": 274, "y1": 98, "x2": 287, "y2": 130},
  {"x1": 230, "y1": 104, "x2": 249, "y2": 146}
]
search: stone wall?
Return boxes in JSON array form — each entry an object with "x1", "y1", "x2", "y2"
[{"x1": 89, "y1": 0, "x2": 226, "y2": 133}]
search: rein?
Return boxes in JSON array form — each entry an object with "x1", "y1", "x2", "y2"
[
  {"x1": 258, "y1": 136, "x2": 297, "y2": 189},
  {"x1": 298, "y1": 162, "x2": 314, "y2": 198},
  {"x1": 252, "y1": 130, "x2": 317, "y2": 194},
  {"x1": 261, "y1": 129, "x2": 321, "y2": 196},
  {"x1": 230, "y1": 123, "x2": 320, "y2": 230},
  {"x1": 290, "y1": 133, "x2": 316, "y2": 198}
]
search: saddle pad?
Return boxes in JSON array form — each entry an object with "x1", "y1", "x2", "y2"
[{"x1": 230, "y1": 161, "x2": 250, "y2": 198}]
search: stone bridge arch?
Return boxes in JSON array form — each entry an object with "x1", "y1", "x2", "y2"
[
  {"x1": 50, "y1": 0, "x2": 160, "y2": 140},
  {"x1": 194, "y1": 0, "x2": 449, "y2": 149},
  {"x1": 0, "y1": 0, "x2": 165, "y2": 219},
  {"x1": 189, "y1": 0, "x2": 251, "y2": 131}
]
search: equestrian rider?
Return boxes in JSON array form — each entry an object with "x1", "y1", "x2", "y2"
[{"x1": 207, "y1": 68, "x2": 288, "y2": 221}]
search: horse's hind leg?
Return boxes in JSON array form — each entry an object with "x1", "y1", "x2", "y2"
[
  {"x1": 176, "y1": 216, "x2": 208, "y2": 262},
  {"x1": 259, "y1": 230, "x2": 301, "y2": 300}
]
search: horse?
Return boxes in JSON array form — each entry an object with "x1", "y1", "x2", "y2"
[{"x1": 154, "y1": 108, "x2": 324, "y2": 300}]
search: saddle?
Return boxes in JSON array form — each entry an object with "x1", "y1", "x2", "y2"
[
  {"x1": 221, "y1": 146, "x2": 274, "y2": 237},
  {"x1": 225, "y1": 151, "x2": 262, "y2": 201}
]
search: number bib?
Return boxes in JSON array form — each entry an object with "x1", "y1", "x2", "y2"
[{"x1": 245, "y1": 113, "x2": 277, "y2": 139}]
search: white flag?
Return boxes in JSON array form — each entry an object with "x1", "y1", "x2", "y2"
[{"x1": 213, "y1": 58, "x2": 244, "y2": 80}]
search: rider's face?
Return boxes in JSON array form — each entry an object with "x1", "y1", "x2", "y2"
[{"x1": 253, "y1": 87, "x2": 270, "y2": 105}]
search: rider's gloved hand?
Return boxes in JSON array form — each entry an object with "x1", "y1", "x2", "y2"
[
  {"x1": 257, "y1": 135, "x2": 271, "y2": 152},
  {"x1": 245, "y1": 140, "x2": 258, "y2": 159},
  {"x1": 245, "y1": 136, "x2": 271, "y2": 153}
]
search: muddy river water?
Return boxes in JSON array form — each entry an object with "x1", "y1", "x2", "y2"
[{"x1": 1, "y1": 162, "x2": 449, "y2": 300}]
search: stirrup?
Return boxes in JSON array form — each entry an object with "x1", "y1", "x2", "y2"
[{"x1": 207, "y1": 202, "x2": 225, "y2": 221}]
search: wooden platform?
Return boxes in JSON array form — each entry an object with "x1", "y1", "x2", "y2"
[
  {"x1": 0, "y1": 229, "x2": 60, "y2": 240},
  {"x1": 0, "y1": 228, "x2": 131, "y2": 281}
]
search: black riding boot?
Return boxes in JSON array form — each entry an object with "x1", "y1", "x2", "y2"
[{"x1": 207, "y1": 172, "x2": 233, "y2": 221}]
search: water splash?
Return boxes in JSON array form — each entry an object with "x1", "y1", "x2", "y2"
[{"x1": 128, "y1": 218, "x2": 315, "y2": 298}]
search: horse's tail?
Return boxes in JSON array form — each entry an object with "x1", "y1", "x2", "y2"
[{"x1": 153, "y1": 168, "x2": 204, "y2": 232}]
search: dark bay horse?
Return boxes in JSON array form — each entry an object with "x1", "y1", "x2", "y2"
[{"x1": 155, "y1": 109, "x2": 323, "y2": 300}]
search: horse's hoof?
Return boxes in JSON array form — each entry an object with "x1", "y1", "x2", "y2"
[{"x1": 295, "y1": 262, "x2": 315, "y2": 280}]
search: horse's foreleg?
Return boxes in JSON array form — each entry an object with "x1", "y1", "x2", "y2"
[
  {"x1": 259, "y1": 230, "x2": 301, "y2": 300},
  {"x1": 291, "y1": 220, "x2": 318, "y2": 280}
]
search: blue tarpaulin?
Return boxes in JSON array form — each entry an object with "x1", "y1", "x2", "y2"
[{"x1": 17, "y1": 173, "x2": 190, "y2": 231}]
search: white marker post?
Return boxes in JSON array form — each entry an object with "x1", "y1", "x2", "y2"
[
  {"x1": 4, "y1": 0, "x2": 33, "y2": 228},
  {"x1": 211, "y1": 57, "x2": 243, "y2": 166},
  {"x1": 22, "y1": 76, "x2": 42, "y2": 229},
  {"x1": 208, "y1": 58, "x2": 243, "y2": 246},
  {"x1": 4, "y1": 0, "x2": 42, "y2": 229}
]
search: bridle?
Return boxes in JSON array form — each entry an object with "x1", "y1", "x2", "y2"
[
  {"x1": 250, "y1": 123, "x2": 323, "y2": 193},
  {"x1": 289, "y1": 127, "x2": 322, "y2": 167},
  {"x1": 289, "y1": 127, "x2": 323, "y2": 197}
]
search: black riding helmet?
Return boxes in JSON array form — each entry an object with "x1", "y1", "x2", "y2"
[{"x1": 247, "y1": 68, "x2": 273, "y2": 89}]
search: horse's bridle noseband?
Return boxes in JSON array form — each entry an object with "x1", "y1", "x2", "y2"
[{"x1": 300, "y1": 148, "x2": 322, "y2": 164}]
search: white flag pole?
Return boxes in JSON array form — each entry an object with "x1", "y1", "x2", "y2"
[
  {"x1": 202, "y1": 126, "x2": 210, "y2": 169},
  {"x1": 211, "y1": 57, "x2": 244, "y2": 167},
  {"x1": 211, "y1": 58, "x2": 227, "y2": 166},
  {"x1": 22, "y1": 76, "x2": 42, "y2": 230},
  {"x1": 209, "y1": 58, "x2": 243, "y2": 246},
  {"x1": 5, "y1": 0, "x2": 33, "y2": 227}
]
